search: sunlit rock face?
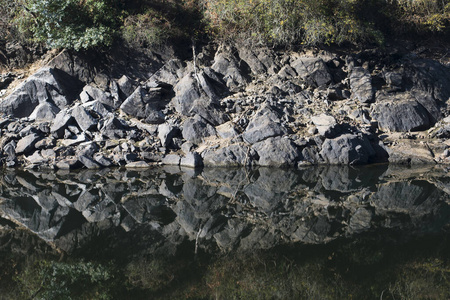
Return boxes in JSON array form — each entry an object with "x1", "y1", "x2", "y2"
[{"x1": 0, "y1": 165, "x2": 449, "y2": 253}]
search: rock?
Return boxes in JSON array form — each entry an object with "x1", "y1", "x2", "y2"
[
  {"x1": 56, "y1": 158, "x2": 82, "y2": 170},
  {"x1": 60, "y1": 133, "x2": 88, "y2": 147},
  {"x1": 216, "y1": 121, "x2": 239, "y2": 139},
  {"x1": 172, "y1": 74, "x2": 202, "y2": 116},
  {"x1": 311, "y1": 114, "x2": 338, "y2": 138},
  {"x1": 348, "y1": 208, "x2": 373, "y2": 233},
  {"x1": 211, "y1": 46, "x2": 249, "y2": 92},
  {"x1": 29, "y1": 102, "x2": 60, "y2": 122},
  {"x1": 162, "y1": 154, "x2": 181, "y2": 165},
  {"x1": 78, "y1": 155, "x2": 102, "y2": 169},
  {"x1": 0, "y1": 67, "x2": 81, "y2": 118},
  {"x1": 120, "y1": 86, "x2": 166, "y2": 123},
  {"x1": 72, "y1": 106, "x2": 97, "y2": 132},
  {"x1": 50, "y1": 110, "x2": 73, "y2": 139},
  {"x1": 117, "y1": 75, "x2": 136, "y2": 100},
  {"x1": 320, "y1": 134, "x2": 376, "y2": 165},
  {"x1": 82, "y1": 85, "x2": 119, "y2": 109},
  {"x1": 349, "y1": 66, "x2": 374, "y2": 104},
  {"x1": 180, "y1": 152, "x2": 203, "y2": 168},
  {"x1": 182, "y1": 115, "x2": 217, "y2": 145},
  {"x1": 243, "y1": 104, "x2": 286, "y2": 144},
  {"x1": 15, "y1": 133, "x2": 41, "y2": 155},
  {"x1": 252, "y1": 137, "x2": 301, "y2": 167},
  {"x1": 291, "y1": 57, "x2": 332, "y2": 87},
  {"x1": 99, "y1": 115, "x2": 128, "y2": 139},
  {"x1": 158, "y1": 123, "x2": 180, "y2": 148},
  {"x1": 404, "y1": 58, "x2": 450, "y2": 103},
  {"x1": 189, "y1": 98, "x2": 227, "y2": 126},
  {"x1": 93, "y1": 153, "x2": 114, "y2": 167},
  {"x1": 371, "y1": 92, "x2": 430, "y2": 132},
  {"x1": 202, "y1": 144, "x2": 251, "y2": 167},
  {"x1": 125, "y1": 161, "x2": 150, "y2": 168}
]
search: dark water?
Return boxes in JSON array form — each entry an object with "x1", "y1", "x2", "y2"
[{"x1": 1, "y1": 165, "x2": 450, "y2": 299}]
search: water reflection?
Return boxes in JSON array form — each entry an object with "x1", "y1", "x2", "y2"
[{"x1": 1, "y1": 165, "x2": 450, "y2": 298}]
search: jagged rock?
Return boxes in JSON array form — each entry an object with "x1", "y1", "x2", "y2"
[
  {"x1": 189, "y1": 97, "x2": 227, "y2": 126},
  {"x1": 216, "y1": 121, "x2": 239, "y2": 139},
  {"x1": 0, "y1": 68, "x2": 81, "y2": 118},
  {"x1": 180, "y1": 152, "x2": 203, "y2": 168},
  {"x1": 15, "y1": 133, "x2": 41, "y2": 155},
  {"x1": 56, "y1": 158, "x2": 82, "y2": 170},
  {"x1": 149, "y1": 59, "x2": 186, "y2": 86},
  {"x1": 252, "y1": 137, "x2": 301, "y2": 167},
  {"x1": 125, "y1": 161, "x2": 150, "y2": 168},
  {"x1": 82, "y1": 85, "x2": 119, "y2": 109},
  {"x1": 291, "y1": 57, "x2": 332, "y2": 87},
  {"x1": 120, "y1": 86, "x2": 166, "y2": 123},
  {"x1": 158, "y1": 123, "x2": 180, "y2": 148},
  {"x1": 348, "y1": 208, "x2": 373, "y2": 233},
  {"x1": 162, "y1": 154, "x2": 181, "y2": 165},
  {"x1": 50, "y1": 110, "x2": 73, "y2": 139},
  {"x1": 349, "y1": 66, "x2": 374, "y2": 104},
  {"x1": 99, "y1": 115, "x2": 128, "y2": 139},
  {"x1": 243, "y1": 104, "x2": 286, "y2": 144},
  {"x1": 25, "y1": 151, "x2": 47, "y2": 165},
  {"x1": 78, "y1": 155, "x2": 102, "y2": 169},
  {"x1": 371, "y1": 92, "x2": 431, "y2": 132},
  {"x1": 117, "y1": 75, "x2": 136, "y2": 100},
  {"x1": 320, "y1": 134, "x2": 376, "y2": 165},
  {"x1": 311, "y1": 114, "x2": 338, "y2": 138},
  {"x1": 202, "y1": 144, "x2": 251, "y2": 167},
  {"x1": 404, "y1": 58, "x2": 450, "y2": 103},
  {"x1": 182, "y1": 115, "x2": 217, "y2": 145},
  {"x1": 93, "y1": 153, "x2": 114, "y2": 167},
  {"x1": 72, "y1": 106, "x2": 97, "y2": 132},
  {"x1": 29, "y1": 102, "x2": 60, "y2": 122},
  {"x1": 60, "y1": 133, "x2": 88, "y2": 147},
  {"x1": 211, "y1": 47, "x2": 249, "y2": 92}
]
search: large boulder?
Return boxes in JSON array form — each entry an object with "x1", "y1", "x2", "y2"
[
  {"x1": 243, "y1": 104, "x2": 287, "y2": 144},
  {"x1": 0, "y1": 68, "x2": 81, "y2": 118},
  {"x1": 291, "y1": 57, "x2": 332, "y2": 87},
  {"x1": 349, "y1": 66, "x2": 374, "y2": 104},
  {"x1": 252, "y1": 137, "x2": 301, "y2": 167},
  {"x1": 202, "y1": 144, "x2": 252, "y2": 167},
  {"x1": 371, "y1": 92, "x2": 431, "y2": 132},
  {"x1": 120, "y1": 86, "x2": 167, "y2": 124},
  {"x1": 211, "y1": 46, "x2": 249, "y2": 92},
  {"x1": 182, "y1": 115, "x2": 217, "y2": 145},
  {"x1": 320, "y1": 134, "x2": 376, "y2": 165}
]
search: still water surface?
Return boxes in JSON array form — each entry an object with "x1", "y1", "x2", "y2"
[{"x1": 1, "y1": 165, "x2": 450, "y2": 299}]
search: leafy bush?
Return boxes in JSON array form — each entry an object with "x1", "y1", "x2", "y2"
[{"x1": 15, "y1": 0, "x2": 123, "y2": 50}]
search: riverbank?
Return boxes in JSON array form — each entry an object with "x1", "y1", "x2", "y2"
[{"x1": 0, "y1": 42, "x2": 450, "y2": 169}]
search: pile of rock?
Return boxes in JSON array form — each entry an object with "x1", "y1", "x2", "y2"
[{"x1": 0, "y1": 44, "x2": 449, "y2": 169}]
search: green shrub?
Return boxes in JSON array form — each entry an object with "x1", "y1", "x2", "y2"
[{"x1": 15, "y1": 0, "x2": 123, "y2": 50}]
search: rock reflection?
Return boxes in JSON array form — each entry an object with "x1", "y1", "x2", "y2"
[{"x1": 0, "y1": 165, "x2": 450, "y2": 254}]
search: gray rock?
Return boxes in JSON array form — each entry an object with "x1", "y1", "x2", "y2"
[
  {"x1": 320, "y1": 134, "x2": 376, "y2": 165},
  {"x1": 211, "y1": 47, "x2": 249, "y2": 92},
  {"x1": 189, "y1": 97, "x2": 227, "y2": 126},
  {"x1": 349, "y1": 66, "x2": 374, "y2": 104},
  {"x1": 78, "y1": 155, "x2": 102, "y2": 169},
  {"x1": 99, "y1": 115, "x2": 128, "y2": 139},
  {"x1": 117, "y1": 75, "x2": 136, "y2": 100},
  {"x1": 162, "y1": 154, "x2": 181, "y2": 165},
  {"x1": 15, "y1": 133, "x2": 41, "y2": 155},
  {"x1": 56, "y1": 158, "x2": 82, "y2": 170},
  {"x1": 371, "y1": 92, "x2": 430, "y2": 132},
  {"x1": 82, "y1": 85, "x2": 119, "y2": 109},
  {"x1": 311, "y1": 114, "x2": 338, "y2": 137},
  {"x1": 348, "y1": 208, "x2": 373, "y2": 233},
  {"x1": 50, "y1": 110, "x2": 73, "y2": 139},
  {"x1": 29, "y1": 102, "x2": 60, "y2": 122},
  {"x1": 180, "y1": 152, "x2": 203, "y2": 168},
  {"x1": 0, "y1": 67, "x2": 81, "y2": 118},
  {"x1": 291, "y1": 57, "x2": 332, "y2": 87},
  {"x1": 216, "y1": 121, "x2": 239, "y2": 139},
  {"x1": 182, "y1": 115, "x2": 217, "y2": 145},
  {"x1": 125, "y1": 161, "x2": 150, "y2": 168},
  {"x1": 252, "y1": 137, "x2": 301, "y2": 167},
  {"x1": 158, "y1": 123, "x2": 180, "y2": 148},
  {"x1": 93, "y1": 153, "x2": 114, "y2": 167},
  {"x1": 72, "y1": 106, "x2": 97, "y2": 132},
  {"x1": 243, "y1": 104, "x2": 286, "y2": 144},
  {"x1": 202, "y1": 144, "x2": 251, "y2": 167}
]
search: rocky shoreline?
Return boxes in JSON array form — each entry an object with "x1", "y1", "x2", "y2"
[{"x1": 0, "y1": 44, "x2": 450, "y2": 170}]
